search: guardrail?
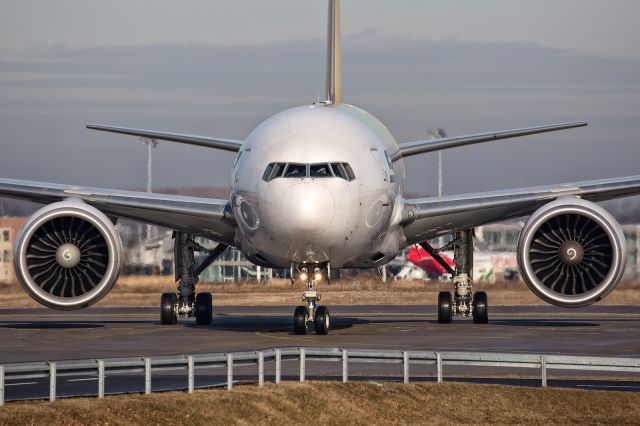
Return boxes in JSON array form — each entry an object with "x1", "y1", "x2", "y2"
[{"x1": 1, "y1": 347, "x2": 639, "y2": 405}]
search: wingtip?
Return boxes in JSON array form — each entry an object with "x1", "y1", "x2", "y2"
[{"x1": 563, "y1": 121, "x2": 588, "y2": 129}]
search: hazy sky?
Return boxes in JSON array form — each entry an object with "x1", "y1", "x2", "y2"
[
  {"x1": 1, "y1": 0, "x2": 640, "y2": 209},
  {"x1": 1, "y1": 0, "x2": 639, "y2": 62}
]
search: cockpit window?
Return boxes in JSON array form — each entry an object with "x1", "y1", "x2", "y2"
[
  {"x1": 262, "y1": 162, "x2": 355, "y2": 181},
  {"x1": 384, "y1": 150, "x2": 393, "y2": 169},
  {"x1": 330, "y1": 162, "x2": 355, "y2": 181},
  {"x1": 330, "y1": 163, "x2": 347, "y2": 180},
  {"x1": 262, "y1": 162, "x2": 286, "y2": 182},
  {"x1": 343, "y1": 163, "x2": 356, "y2": 181},
  {"x1": 284, "y1": 163, "x2": 306, "y2": 178},
  {"x1": 233, "y1": 151, "x2": 244, "y2": 167},
  {"x1": 262, "y1": 163, "x2": 274, "y2": 181},
  {"x1": 309, "y1": 163, "x2": 332, "y2": 178}
]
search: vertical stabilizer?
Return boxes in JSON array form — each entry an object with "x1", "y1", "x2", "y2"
[{"x1": 325, "y1": 0, "x2": 341, "y2": 105}]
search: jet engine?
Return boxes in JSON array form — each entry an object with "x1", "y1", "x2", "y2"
[
  {"x1": 517, "y1": 197, "x2": 626, "y2": 307},
  {"x1": 13, "y1": 199, "x2": 122, "y2": 310}
]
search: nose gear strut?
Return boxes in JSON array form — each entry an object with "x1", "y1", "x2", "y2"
[{"x1": 160, "y1": 232, "x2": 228, "y2": 325}]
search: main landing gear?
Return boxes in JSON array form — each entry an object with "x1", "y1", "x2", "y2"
[
  {"x1": 421, "y1": 229, "x2": 489, "y2": 324},
  {"x1": 160, "y1": 232, "x2": 228, "y2": 325},
  {"x1": 437, "y1": 290, "x2": 488, "y2": 324},
  {"x1": 292, "y1": 264, "x2": 331, "y2": 335}
]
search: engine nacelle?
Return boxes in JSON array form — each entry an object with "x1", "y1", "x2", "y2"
[
  {"x1": 13, "y1": 199, "x2": 122, "y2": 310},
  {"x1": 517, "y1": 197, "x2": 626, "y2": 307}
]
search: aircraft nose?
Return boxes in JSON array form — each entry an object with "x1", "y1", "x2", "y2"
[{"x1": 281, "y1": 182, "x2": 335, "y2": 236}]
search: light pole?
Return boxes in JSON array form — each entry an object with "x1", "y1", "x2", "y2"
[
  {"x1": 430, "y1": 127, "x2": 447, "y2": 198},
  {"x1": 438, "y1": 150, "x2": 443, "y2": 198},
  {"x1": 142, "y1": 138, "x2": 159, "y2": 241},
  {"x1": 428, "y1": 127, "x2": 447, "y2": 247}
]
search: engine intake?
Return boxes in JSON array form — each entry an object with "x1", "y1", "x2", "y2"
[
  {"x1": 517, "y1": 197, "x2": 626, "y2": 307},
  {"x1": 13, "y1": 199, "x2": 122, "y2": 310}
]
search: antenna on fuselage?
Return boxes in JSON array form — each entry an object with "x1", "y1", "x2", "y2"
[{"x1": 324, "y1": 0, "x2": 342, "y2": 105}]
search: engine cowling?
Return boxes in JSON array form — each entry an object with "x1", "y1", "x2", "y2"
[
  {"x1": 13, "y1": 199, "x2": 122, "y2": 310},
  {"x1": 517, "y1": 197, "x2": 626, "y2": 307}
]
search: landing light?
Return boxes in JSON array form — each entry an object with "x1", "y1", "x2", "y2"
[
  {"x1": 314, "y1": 273, "x2": 322, "y2": 281},
  {"x1": 299, "y1": 267, "x2": 308, "y2": 281}
]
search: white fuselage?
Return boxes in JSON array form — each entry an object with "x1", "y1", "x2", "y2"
[{"x1": 231, "y1": 103, "x2": 408, "y2": 268}]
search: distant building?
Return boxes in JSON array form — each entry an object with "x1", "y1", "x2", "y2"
[
  {"x1": 125, "y1": 232, "x2": 277, "y2": 282},
  {"x1": 0, "y1": 217, "x2": 26, "y2": 284},
  {"x1": 196, "y1": 245, "x2": 276, "y2": 282}
]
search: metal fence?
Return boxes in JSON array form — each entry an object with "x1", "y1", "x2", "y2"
[{"x1": 1, "y1": 347, "x2": 639, "y2": 405}]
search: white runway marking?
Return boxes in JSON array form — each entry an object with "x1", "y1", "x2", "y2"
[
  {"x1": 577, "y1": 384, "x2": 640, "y2": 390},
  {"x1": 67, "y1": 377, "x2": 99, "y2": 382},
  {"x1": 6, "y1": 381, "x2": 38, "y2": 386}
]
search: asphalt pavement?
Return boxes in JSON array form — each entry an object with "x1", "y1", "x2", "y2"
[{"x1": 1, "y1": 304, "x2": 639, "y2": 401}]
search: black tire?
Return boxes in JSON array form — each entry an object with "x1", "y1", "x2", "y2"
[
  {"x1": 160, "y1": 293, "x2": 177, "y2": 325},
  {"x1": 195, "y1": 292, "x2": 213, "y2": 325},
  {"x1": 314, "y1": 306, "x2": 330, "y2": 335},
  {"x1": 294, "y1": 306, "x2": 308, "y2": 335},
  {"x1": 437, "y1": 291, "x2": 452, "y2": 324},
  {"x1": 473, "y1": 291, "x2": 488, "y2": 324}
]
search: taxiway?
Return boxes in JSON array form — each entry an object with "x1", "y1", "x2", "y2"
[
  {"x1": 0, "y1": 305, "x2": 638, "y2": 363},
  {"x1": 1, "y1": 305, "x2": 639, "y2": 401}
]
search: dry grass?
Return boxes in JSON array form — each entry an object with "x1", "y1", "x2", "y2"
[
  {"x1": 1, "y1": 277, "x2": 640, "y2": 308},
  {"x1": 0, "y1": 381, "x2": 638, "y2": 425}
]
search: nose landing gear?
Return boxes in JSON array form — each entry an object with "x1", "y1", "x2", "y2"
[{"x1": 292, "y1": 263, "x2": 331, "y2": 335}]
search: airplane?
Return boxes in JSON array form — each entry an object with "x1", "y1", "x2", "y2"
[
  {"x1": 405, "y1": 244, "x2": 517, "y2": 282},
  {"x1": 1, "y1": 0, "x2": 639, "y2": 335},
  {"x1": 407, "y1": 245, "x2": 455, "y2": 279}
]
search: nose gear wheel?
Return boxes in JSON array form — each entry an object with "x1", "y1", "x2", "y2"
[
  {"x1": 293, "y1": 306, "x2": 308, "y2": 335},
  {"x1": 314, "y1": 306, "x2": 330, "y2": 335},
  {"x1": 292, "y1": 263, "x2": 331, "y2": 335}
]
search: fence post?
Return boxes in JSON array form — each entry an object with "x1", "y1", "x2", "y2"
[
  {"x1": 299, "y1": 348, "x2": 306, "y2": 382},
  {"x1": 342, "y1": 349, "x2": 348, "y2": 383},
  {"x1": 0, "y1": 365, "x2": 4, "y2": 407},
  {"x1": 97, "y1": 360, "x2": 105, "y2": 398},
  {"x1": 436, "y1": 352, "x2": 443, "y2": 383},
  {"x1": 227, "y1": 353, "x2": 234, "y2": 390},
  {"x1": 258, "y1": 352, "x2": 264, "y2": 388},
  {"x1": 403, "y1": 351, "x2": 409, "y2": 384},
  {"x1": 49, "y1": 362, "x2": 56, "y2": 402},
  {"x1": 540, "y1": 355, "x2": 547, "y2": 387},
  {"x1": 144, "y1": 357, "x2": 151, "y2": 395},
  {"x1": 187, "y1": 355, "x2": 194, "y2": 394},
  {"x1": 275, "y1": 349, "x2": 281, "y2": 384}
]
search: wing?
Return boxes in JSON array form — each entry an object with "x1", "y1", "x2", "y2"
[
  {"x1": 87, "y1": 124, "x2": 244, "y2": 153},
  {"x1": 0, "y1": 178, "x2": 235, "y2": 245},
  {"x1": 402, "y1": 175, "x2": 640, "y2": 245},
  {"x1": 391, "y1": 122, "x2": 586, "y2": 161}
]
